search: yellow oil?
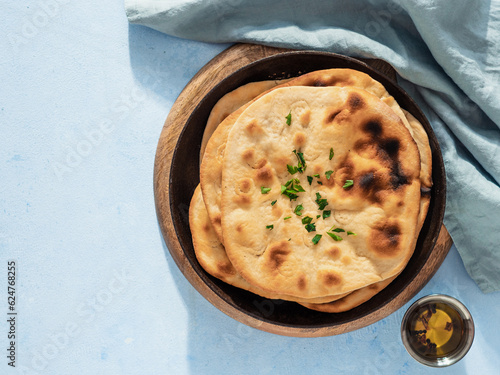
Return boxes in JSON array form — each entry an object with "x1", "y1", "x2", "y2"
[{"x1": 407, "y1": 302, "x2": 464, "y2": 358}]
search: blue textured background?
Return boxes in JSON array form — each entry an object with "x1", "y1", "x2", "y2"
[{"x1": 1, "y1": 1, "x2": 499, "y2": 374}]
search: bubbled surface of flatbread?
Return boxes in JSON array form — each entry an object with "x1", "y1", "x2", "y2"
[
  {"x1": 189, "y1": 185, "x2": 351, "y2": 304},
  {"x1": 200, "y1": 80, "x2": 289, "y2": 163},
  {"x1": 200, "y1": 68, "x2": 411, "y2": 244},
  {"x1": 220, "y1": 86, "x2": 422, "y2": 299}
]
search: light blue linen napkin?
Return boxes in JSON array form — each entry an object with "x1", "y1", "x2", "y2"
[{"x1": 125, "y1": 0, "x2": 500, "y2": 293}]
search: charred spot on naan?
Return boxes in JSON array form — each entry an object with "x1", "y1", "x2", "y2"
[
  {"x1": 297, "y1": 275, "x2": 307, "y2": 291},
  {"x1": 231, "y1": 193, "x2": 252, "y2": 206},
  {"x1": 237, "y1": 178, "x2": 254, "y2": 193},
  {"x1": 299, "y1": 109, "x2": 311, "y2": 126},
  {"x1": 368, "y1": 219, "x2": 403, "y2": 258},
  {"x1": 347, "y1": 92, "x2": 365, "y2": 112},
  {"x1": 245, "y1": 120, "x2": 264, "y2": 136},
  {"x1": 357, "y1": 170, "x2": 391, "y2": 204},
  {"x1": 241, "y1": 148, "x2": 268, "y2": 170},
  {"x1": 306, "y1": 73, "x2": 355, "y2": 88},
  {"x1": 216, "y1": 261, "x2": 236, "y2": 278},
  {"x1": 326, "y1": 246, "x2": 342, "y2": 260},
  {"x1": 293, "y1": 131, "x2": 307, "y2": 148},
  {"x1": 265, "y1": 241, "x2": 291, "y2": 271},
  {"x1": 254, "y1": 164, "x2": 274, "y2": 183},
  {"x1": 355, "y1": 117, "x2": 413, "y2": 191},
  {"x1": 322, "y1": 272, "x2": 343, "y2": 287}
]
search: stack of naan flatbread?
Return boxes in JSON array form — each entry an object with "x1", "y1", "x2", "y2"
[{"x1": 189, "y1": 68, "x2": 432, "y2": 313}]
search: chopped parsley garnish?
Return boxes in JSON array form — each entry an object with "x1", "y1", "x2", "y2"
[
  {"x1": 261, "y1": 187, "x2": 271, "y2": 194},
  {"x1": 313, "y1": 173, "x2": 320, "y2": 178},
  {"x1": 307, "y1": 176, "x2": 313, "y2": 185},
  {"x1": 292, "y1": 150, "x2": 307, "y2": 173},
  {"x1": 330, "y1": 227, "x2": 345, "y2": 233},
  {"x1": 329, "y1": 148, "x2": 334, "y2": 160},
  {"x1": 294, "y1": 184, "x2": 305, "y2": 192},
  {"x1": 301, "y1": 216, "x2": 313, "y2": 225},
  {"x1": 316, "y1": 214, "x2": 321, "y2": 219},
  {"x1": 305, "y1": 222, "x2": 316, "y2": 232},
  {"x1": 325, "y1": 170, "x2": 334, "y2": 180},
  {"x1": 284, "y1": 216, "x2": 291, "y2": 220},
  {"x1": 347, "y1": 231, "x2": 357, "y2": 236},
  {"x1": 286, "y1": 111, "x2": 292, "y2": 125},
  {"x1": 294, "y1": 204, "x2": 304, "y2": 216},
  {"x1": 281, "y1": 185, "x2": 299, "y2": 201},
  {"x1": 327, "y1": 232, "x2": 343, "y2": 241},
  {"x1": 281, "y1": 178, "x2": 305, "y2": 201},
  {"x1": 322, "y1": 210, "x2": 331, "y2": 219},
  {"x1": 266, "y1": 225, "x2": 274, "y2": 230},
  {"x1": 271, "y1": 200, "x2": 277, "y2": 206},
  {"x1": 317, "y1": 181, "x2": 323, "y2": 185},
  {"x1": 312, "y1": 234, "x2": 322, "y2": 245},
  {"x1": 287, "y1": 164, "x2": 298, "y2": 174},
  {"x1": 315, "y1": 192, "x2": 328, "y2": 210},
  {"x1": 343, "y1": 179, "x2": 354, "y2": 189}
]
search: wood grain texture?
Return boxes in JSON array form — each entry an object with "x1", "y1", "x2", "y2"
[{"x1": 154, "y1": 43, "x2": 452, "y2": 337}]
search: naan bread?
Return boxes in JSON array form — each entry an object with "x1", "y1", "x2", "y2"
[
  {"x1": 403, "y1": 109, "x2": 432, "y2": 233},
  {"x1": 220, "y1": 86, "x2": 422, "y2": 299},
  {"x1": 299, "y1": 275, "x2": 398, "y2": 313},
  {"x1": 200, "y1": 69, "x2": 412, "y2": 244},
  {"x1": 200, "y1": 80, "x2": 289, "y2": 163},
  {"x1": 189, "y1": 184, "x2": 350, "y2": 303}
]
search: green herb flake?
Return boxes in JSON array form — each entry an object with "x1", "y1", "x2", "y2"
[
  {"x1": 313, "y1": 173, "x2": 320, "y2": 178},
  {"x1": 330, "y1": 227, "x2": 345, "y2": 233},
  {"x1": 347, "y1": 231, "x2": 357, "y2": 236},
  {"x1": 261, "y1": 187, "x2": 271, "y2": 194},
  {"x1": 301, "y1": 216, "x2": 313, "y2": 225},
  {"x1": 284, "y1": 216, "x2": 291, "y2": 220},
  {"x1": 294, "y1": 184, "x2": 306, "y2": 192},
  {"x1": 316, "y1": 214, "x2": 321, "y2": 219},
  {"x1": 305, "y1": 223, "x2": 316, "y2": 232},
  {"x1": 322, "y1": 210, "x2": 331, "y2": 219},
  {"x1": 312, "y1": 234, "x2": 322, "y2": 245},
  {"x1": 294, "y1": 204, "x2": 304, "y2": 216},
  {"x1": 327, "y1": 232, "x2": 343, "y2": 241},
  {"x1": 271, "y1": 200, "x2": 277, "y2": 206},
  {"x1": 317, "y1": 181, "x2": 323, "y2": 185},
  {"x1": 315, "y1": 192, "x2": 328, "y2": 210},
  {"x1": 329, "y1": 148, "x2": 334, "y2": 160},
  {"x1": 281, "y1": 186, "x2": 299, "y2": 201},
  {"x1": 285, "y1": 111, "x2": 292, "y2": 125},
  {"x1": 292, "y1": 150, "x2": 307, "y2": 173},
  {"x1": 343, "y1": 179, "x2": 354, "y2": 189},
  {"x1": 307, "y1": 176, "x2": 313, "y2": 185},
  {"x1": 287, "y1": 164, "x2": 298, "y2": 175},
  {"x1": 325, "y1": 170, "x2": 334, "y2": 180},
  {"x1": 266, "y1": 225, "x2": 274, "y2": 230}
]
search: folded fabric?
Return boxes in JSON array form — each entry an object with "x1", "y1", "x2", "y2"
[{"x1": 125, "y1": 0, "x2": 500, "y2": 293}]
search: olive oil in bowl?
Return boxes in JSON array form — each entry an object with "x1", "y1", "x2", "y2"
[{"x1": 401, "y1": 295, "x2": 474, "y2": 367}]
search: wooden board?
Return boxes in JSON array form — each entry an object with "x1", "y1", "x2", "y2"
[{"x1": 154, "y1": 43, "x2": 453, "y2": 337}]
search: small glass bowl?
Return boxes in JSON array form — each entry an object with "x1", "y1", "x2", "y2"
[{"x1": 401, "y1": 294, "x2": 474, "y2": 367}]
